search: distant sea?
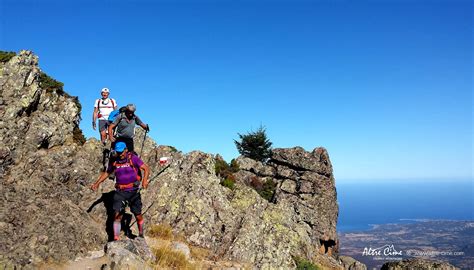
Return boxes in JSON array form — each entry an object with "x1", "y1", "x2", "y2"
[{"x1": 336, "y1": 179, "x2": 473, "y2": 232}]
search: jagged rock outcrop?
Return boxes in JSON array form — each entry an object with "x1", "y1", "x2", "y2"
[
  {"x1": 132, "y1": 141, "x2": 341, "y2": 268},
  {"x1": 339, "y1": 255, "x2": 367, "y2": 270},
  {"x1": 0, "y1": 51, "x2": 106, "y2": 268},
  {"x1": 381, "y1": 258, "x2": 459, "y2": 270},
  {"x1": 235, "y1": 147, "x2": 339, "y2": 255},
  {"x1": 0, "y1": 50, "x2": 349, "y2": 269}
]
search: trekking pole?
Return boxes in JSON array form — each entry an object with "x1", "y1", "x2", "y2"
[
  {"x1": 147, "y1": 163, "x2": 171, "y2": 183},
  {"x1": 129, "y1": 201, "x2": 155, "y2": 228},
  {"x1": 139, "y1": 129, "x2": 148, "y2": 157}
]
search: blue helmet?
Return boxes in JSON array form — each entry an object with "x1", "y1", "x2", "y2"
[{"x1": 114, "y1": 142, "x2": 127, "y2": 152}]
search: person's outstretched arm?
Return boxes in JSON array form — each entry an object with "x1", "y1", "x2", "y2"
[
  {"x1": 140, "y1": 123, "x2": 149, "y2": 131},
  {"x1": 135, "y1": 115, "x2": 149, "y2": 131},
  {"x1": 140, "y1": 163, "x2": 150, "y2": 189},
  {"x1": 91, "y1": 171, "x2": 110, "y2": 191}
]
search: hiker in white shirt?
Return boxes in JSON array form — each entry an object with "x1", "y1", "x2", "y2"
[{"x1": 92, "y1": 88, "x2": 118, "y2": 144}]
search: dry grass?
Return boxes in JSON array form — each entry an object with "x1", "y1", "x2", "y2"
[
  {"x1": 148, "y1": 223, "x2": 173, "y2": 240},
  {"x1": 152, "y1": 244, "x2": 197, "y2": 270},
  {"x1": 174, "y1": 231, "x2": 188, "y2": 243},
  {"x1": 147, "y1": 223, "x2": 199, "y2": 270},
  {"x1": 189, "y1": 245, "x2": 210, "y2": 261}
]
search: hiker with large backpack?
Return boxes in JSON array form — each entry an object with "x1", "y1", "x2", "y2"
[
  {"x1": 108, "y1": 104, "x2": 149, "y2": 153},
  {"x1": 93, "y1": 88, "x2": 118, "y2": 145},
  {"x1": 91, "y1": 142, "x2": 150, "y2": 240}
]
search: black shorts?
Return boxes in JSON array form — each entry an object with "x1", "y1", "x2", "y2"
[{"x1": 113, "y1": 190, "x2": 142, "y2": 215}]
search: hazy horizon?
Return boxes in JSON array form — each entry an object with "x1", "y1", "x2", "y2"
[{"x1": 337, "y1": 179, "x2": 473, "y2": 232}]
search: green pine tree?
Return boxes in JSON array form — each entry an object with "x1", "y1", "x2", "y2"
[{"x1": 234, "y1": 125, "x2": 273, "y2": 162}]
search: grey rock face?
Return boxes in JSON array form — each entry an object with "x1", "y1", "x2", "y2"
[
  {"x1": 339, "y1": 255, "x2": 367, "y2": 270},
  {"x1": 0, "y1": 50, "x2": 344, "y2": 269},
  {"x1": 235, "y1": 146, "x2": 339, "y2": 256},
  {"x1": 0, "y1": 51, "x2": 105, "y2": 268},
  {"x1": 136, "y1": 146, "x2": 341, "y2": 268},
  {"x1": 106, "y1": 238, "x2": 154, "y2": 270},
  {"x1": 381, "y1": 258, "x2": 459, "y2": 270}
]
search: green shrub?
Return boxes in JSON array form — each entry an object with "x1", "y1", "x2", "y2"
[
  {"x1": 215, "y1": 158, "x2": 230, "y2": 178},
  {"x1": 0, "y1": 51, "x2": 16, "y2": 63},
  {"x1": 259, "y1": 179, "x2": 276, "y2": 202},
  {"x1": 249, "y1": 176, "x2": 276, "y2": 202},
  {"x1": 234, "y1": 125, "x2": 273, "y2": 162},
  {"x1": 169, "y1": 146, "x2": 178, "y2": 152},
  {"x1": 215, "y1": 157, "x2": 239, "y2": 190},
  {"x1": 220, "y1": 177, "x2": 235, "y2": 190},
  {"x1": 230, "y1": 159, "x2": 240, "y2": 173},
  {"x1": 294, "y1": 256, "x2": 320, "y2": 270},
  {"x1": 38, "y1": 72, "x2": 79, "y2": 106},
  {"x1": 39, "y1": 72, "x2": 64, "y2": 95}
]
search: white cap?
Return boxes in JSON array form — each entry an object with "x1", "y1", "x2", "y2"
[{"x1": 101, "y1": 87, "x2": 110, "y2": 93}]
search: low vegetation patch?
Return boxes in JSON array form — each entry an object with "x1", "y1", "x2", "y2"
[
  {"x1": 38, "y1": 72, "x2": 81, "y2": 111},
  {"x1": 152, "y1": 245, "x2": 196, "y2": 270},
  {"x1": 0, "y1": 51, "x2": 16, "y2": 63},
  {"x1": 220, "y1": 176, "x2": 236, "y2": 190},
  {"x1": 249, "y1": 176, "x2": 276, "y2": 202},
  {"x1": 294, "y1": 256, "x2": 320, "y2": 270},
  {"x1": 260, "y1": 179, "x2": 277, "y2": 202},
  {"x1": 189, "y1": 245, "x2": 209, "y2": 261},
  {"x1": 148, "y1": 224, "x2": 173, "y2": 240},
  {"x1": 215, "y1": 157, "x2": 239, "y2": 190},
  {"x1": 39, "y1": 72, "x2": 64, "y2": 95},
  {"x1": 147, "y1": 223, "x2": 202, "y2": 270}
]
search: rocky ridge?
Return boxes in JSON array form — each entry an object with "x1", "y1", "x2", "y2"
[
  {"x1": 0, "y1": 50, "x2": 105, "y2": 266},
  {"x1": 0, "y1": 50, "x2": 358, "y2": 269},
  {"x1": 381, "y1": 258, "x2": 459, "y2": 270}
]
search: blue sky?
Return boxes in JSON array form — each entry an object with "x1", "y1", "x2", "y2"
[{"x1": 1, "y1": 0, "x2": 472, "y2": 180}]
